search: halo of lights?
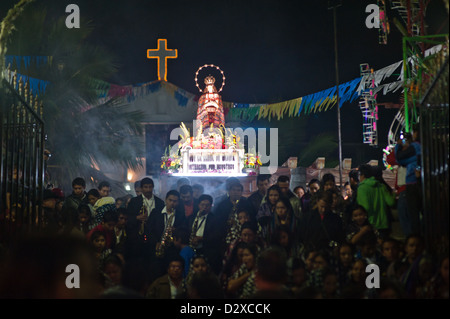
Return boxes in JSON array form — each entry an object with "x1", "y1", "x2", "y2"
[{"x1": 194, "y1": 64, "x2": 226, "y2": 93}]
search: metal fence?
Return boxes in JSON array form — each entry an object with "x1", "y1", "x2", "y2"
[
  {"x1": 419, "y1": 56, "x2": 449, "y2": 257},
  {"x1": 1, "y1": 76, "x2": 45, "y2": 244}
]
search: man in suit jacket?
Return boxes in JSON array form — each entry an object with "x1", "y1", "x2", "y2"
[
  {"x1": 214, "y1": 181, "x2": 255, "y2": 234},
  {"x1": 212, "y1": 181, "x2": 255, "y2": 271},
  {"x1": 187, "y1": 194, "x2": 223, "y2": 275},
  {"x1": 125, "y1": 177, "x2": 165, "y2": 264},
  {"x1": 148, "y1": 189, "x2": 187, "y2": 280},
  {"x1": 247, "y1": 174, "x2": 271, "y2": 220}
]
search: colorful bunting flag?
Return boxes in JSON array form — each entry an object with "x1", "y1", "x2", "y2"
[{"x1": 5, "y1": 45, "x2": 443, "y2": 121}]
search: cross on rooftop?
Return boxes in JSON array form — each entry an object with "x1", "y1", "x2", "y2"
[{"x1": 147, "y1": 39, "x2": 178, "y2": 81}]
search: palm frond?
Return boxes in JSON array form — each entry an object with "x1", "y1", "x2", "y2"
[
  {"x1": 3, "y1": 4, "x2": 145, "y2": 182},
  {"x1": 297, "y1": 133, "x2": 338, "y2": 167}
]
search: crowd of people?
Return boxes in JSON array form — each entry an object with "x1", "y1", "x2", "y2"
[{"x1": 0, "y1": 163, "x2": 448, "y2": 300}]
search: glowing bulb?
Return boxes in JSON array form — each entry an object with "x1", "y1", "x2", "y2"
[{"x1": 127, "y1": 171, "x2": 133, "y2": 181}]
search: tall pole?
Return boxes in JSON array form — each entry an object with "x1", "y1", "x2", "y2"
[{"x1": 329, "y1": 1, "x2": 343, "y2": 190}]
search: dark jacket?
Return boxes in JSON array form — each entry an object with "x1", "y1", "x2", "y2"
[
  {"x1": 187, "y1": 211, "x2": 223, "y2": 274},
  {"x1": 148, "y1": 206, "x2": 187, "y2": 249},
  {"x1": 247, "y1": 191, "x2": 265, "y2": 220},
  {"x1": 300, "y1": 209, "x2": 344, "y2": 252},
  {"x1": 61, "y1": 192, "x2": 87, "y2": 225},
  {"x1": 214, "y1": 196, "x2": 255, "y2": 227},
  {"x1": 146, "y1": 275, "x2": 185, "y2": 299},
  {"x1": 126, "y1": 194, "x2": 165, "y2": 242}
]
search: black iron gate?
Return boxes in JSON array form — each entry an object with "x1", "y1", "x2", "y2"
[
  {"x1": 1, "y1": 76, "x2": 45, "y2": 244},
  {"x1": 419, "y1": 57, "x2": 449, "y2": 257}
]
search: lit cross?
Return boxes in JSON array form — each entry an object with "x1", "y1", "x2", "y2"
[{"x1": 147, "y1": 39, "x2": 178, "y2": 81}]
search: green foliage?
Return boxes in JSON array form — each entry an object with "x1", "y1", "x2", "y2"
[
  {"x1": 296, "y1": 132, "x2": 338, "y2": 167},
  {"x1": 0, "y1": 0, "x2": 35, "y2": 78}
]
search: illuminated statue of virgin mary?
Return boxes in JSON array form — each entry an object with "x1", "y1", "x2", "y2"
[{"x1": 196, "y1": 75, "x2": 225, "y2": 129}]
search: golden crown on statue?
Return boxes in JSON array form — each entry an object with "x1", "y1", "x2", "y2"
[{"x1": 204, "y1": 75, "x2": 216, "y2": 85}]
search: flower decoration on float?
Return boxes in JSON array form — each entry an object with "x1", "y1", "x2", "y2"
[
  {"x1": 243, "y1": 153, "x2": 262, "y2": 168},
  {"x1": 242, "y1": 149, "x2": 262, "y2": 175},
  {"x1": 161, "y1": 146, "x2": 182, "y2": 174},
  {"x1": 224, "y1": 126, "x2": 243, "y2": 150}
]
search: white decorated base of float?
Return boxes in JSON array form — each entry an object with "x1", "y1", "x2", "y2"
[{"x1": 178, "y1": 147, "x2": 245, "y2": 175}]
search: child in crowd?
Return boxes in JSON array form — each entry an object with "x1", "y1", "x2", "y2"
[
  {"x1": 414, "y1": 256, "x2": 436, "y2": 298},
  {"x1": 90, "y1": 230, "x2": 113, "y2": 269},
  {"x1": 173, "y1": 227, "x2": 195, "y2": 278},
  {"x1": 186, "y1": 271, "x2": 224, "y2": 299},
  {"x1": 185, "y1": 254, "x2": 212, "y2": 287},
  {"x1": 321, "y1": 268, "x2": 339, "y2": 299},
  {"x1": 115, "y1": 197, "x2": 125, "y2": 210},
  {"x1": 374, "y1": 277, "x2": 406, "y2": 299},
  {"x1": 335, "y1": 242, "x2": 355, "y2": 289},
  {"x1": 303, "y1": 249, "x2": 318, "y2": 275},
  {"x1": 359, "y1": 234, "x2": 383, "y2": 265},
  {"x1": 75, "y1": 204, "x2": 94, "y2": 235},
  {"x1": 226, "y1": 243, "x2": 258, "y2": 299},
  {"x1": 286, "y1": 258, "x2": 307, "y2": 297},
  {"x1": 87, "y1": 208, "x2": 118, "y2": 251},
  {"x1": 220, "y1": 241, "x2": 247, "y2": 295},
  {"x1": 343, "y1": 182, "x2": 353, "y2": 202},
  {"x1": 345, "y1": 258, "x2": 369, "y2": 297},
  {"x1": 223, "y1": 221, "x2": 263, "y2": 270},
  {"x1": 345, "y1": 205, "x2": 380, "y2": 247},
  {"x1": 425, "y1": 256, "x2": 449, "y2": 299},
  {"x1": 257, "y1": 185, "x2": 282, "y2": 242},
  {"x1": 102, "y1": 253, "x2": 124, "y2": 287},
  {"x1": 271, "y1": 225, "x2": 303, "y2": 282},
  {"x1": 300, "y1": 178, "x2": 321, "y2": 214},
  {"x1": 293, "y1": 186, "x2": 305, "y2": 199},
  {"x1": 237, "y1": 210, "x2": 264, "y2": 242},
  {"x1": 399, "y1": 234, "x2": 428, "y2": 298},
  {"x1": 307, "y1": 250, "x2": 332, "y2": 290},
  {"x1": 237, "y1": 209, "x2": 251, "y2": 226},
  {"x1": 114, "y1": 208, "x2": 128, "y2": 255},
  {"x1": 273, "y1": 197, "x2": 298, "y2": 237},
  {"x1": 330, "y1": 187, "x2": 346, "y2": 220},
  {"x1": 87, "y1": 188, "x2": 101, "y2": 216},
  {"x1": 379, "y1": 237, "x2": 402, "y2": 277}
]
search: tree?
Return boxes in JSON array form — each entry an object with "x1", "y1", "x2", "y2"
[{"x1": 1, "y1": 1, "x2": 145, "y2": 194}]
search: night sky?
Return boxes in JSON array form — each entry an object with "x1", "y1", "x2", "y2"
[
  {"x1": 2, "y1": 0, "x2": 447, "y2": 101},
  {"x1": 3, "y1": 0, "x2": 444, "y2": 102},
  {"x1": 1, "y1": 0, "x2": 448, "y2": 162},
  {"x1": 72, "y1": 0, "x2": 446, "y2": 103}
]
